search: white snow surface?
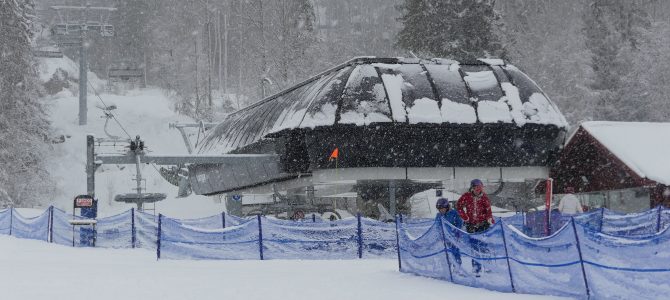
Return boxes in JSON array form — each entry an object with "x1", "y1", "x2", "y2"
[
  {"x1": 0, "y1": 235, "x2": 566, "y2": 300},
  {"x1": 477, "y1": 100, "x2": 513, "y2": 123},
  {"x1": 40, "y1": 56, "x2": 225, "y2": 218},
  {"x1": 407, "y1": 98, "x2": 441, "y2": 124},
  {"x1": 441, "y1": 99, "x2": 477, "y2": 123},
  {"x1": 380, "y1": 72, "x2": 407, "y2": 122},
  {"x1": 463, "y1": 70, "x2": 498, "y2": 91},
  {"x1": 581, "y1": 121, "x2": 670, "y2": 185}
]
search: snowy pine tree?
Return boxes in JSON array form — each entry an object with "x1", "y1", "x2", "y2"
[
  {"x1": 0, "y1": 0, "x2": 54, "y2": 207},
  {"x1": 583, "y1": 0, "x2": 651, "y2": 121},
  {"x1": 396, "y1": 0, "x2": 506, "y2": 61}
]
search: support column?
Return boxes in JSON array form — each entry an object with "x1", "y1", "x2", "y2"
[
  {"x1": 86, "y1": 135, "x2": 95, "y2": 198},
  {"x1": 389, "y1": 180, "x2": 397, "y2": 217},
  {"x1": 79, "y1": 27, "x2": 87, "y2": 125}
]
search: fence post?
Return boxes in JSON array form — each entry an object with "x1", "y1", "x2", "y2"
[
  {"x1": 257, "y1": 214, "x2": 264, "y2": 260},
  {"x1": 570, "y1": 217, "x2": 590, "y2": 297},
  {"x1": 48, "y1": 206, "x2": 54, "y2": 243},
  {"x1": 357, "y1": 213, "x2": 363, "y2": 259},
  {"x1": 499, "y1": 221, "x2": 516, "y2": 292},
  {"x1": 436, "y1": 216, "x2": 454, "y2": 282},
  {"x1": 598, "y1": 207, "x2": 605, "y2": 232},
  {"x1": 9, "y1": 207, "x2": 12, "y2": 236},
  {"x1": 395, "y1": 215, "x2": 402, "y2": 271},
  {"x1": 656, "y1": 205, "x2": 663, "y2": 233},
  {"x1": 131, "y1": 208, "x2": 136, "y2": 248},
  {"x1": 156, "y1": 214, "x2": 162, "y2": 260},
  {"x1": 222, "y1": 212, "x2": 226, "y2": 229}
]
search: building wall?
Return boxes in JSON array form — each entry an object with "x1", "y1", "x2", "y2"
[
  {"x1": 551, "y1": 127, "x2": 644, "y2": 193},
  {"x1": 551, "y1": 127, "x2": 658, "y2": 212}
]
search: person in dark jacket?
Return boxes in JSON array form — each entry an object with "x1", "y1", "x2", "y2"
[
  {"x1": 436, "y1": 197, "x2": 463, "y2": 266},
  {"x1": 437, "y1": 197, "x2": 463, "y2": 228},
  {"x1": 456, "y1": 179, "x2": 495, "y2": 277}
]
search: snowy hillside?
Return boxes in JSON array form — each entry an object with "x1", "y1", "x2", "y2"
[{"x1": 39, "y1": 56, "x2": 225, "y2": 218}]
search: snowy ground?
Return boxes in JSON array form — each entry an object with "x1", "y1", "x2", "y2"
[{"x1": 0, "y1": 235, "x2": 567, "y2": 300}]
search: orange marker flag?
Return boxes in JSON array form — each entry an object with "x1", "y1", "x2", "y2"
[{"x1": 329, "y1": 148, "x2": 339, "y2": 161}]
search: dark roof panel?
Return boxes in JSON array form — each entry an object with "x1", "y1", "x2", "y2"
[{"x1": 198, "y1": 58, "x2": 568, "y2": 154}]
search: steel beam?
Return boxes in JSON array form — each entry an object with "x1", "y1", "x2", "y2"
[{"x1": 95, "y1": 154, "x2": 278, "y2": 165}]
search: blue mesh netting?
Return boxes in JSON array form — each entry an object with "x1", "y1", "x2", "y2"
[
  {"x1": 11, "y1": 209, "x2": 49, "y2": 241},
  {"x1": 401, "y1": 218, "x2": 435, "y2": 238},
  {"x1": 52, "y1": 207, "x2": 80, "y2": 246},
  {"x1": 3, "y1": 206, "x2": 670, "y2": 299},
  {"x1": 360, "y1": 218, "x2": 397, "y2": 258},
  {"x1": 504, "y1": 221, "x2": 585, "y2": 298},
  {"x1": 661, "y1": 209, "x2": 670, "y2": 231},
  {"x1": 576, "y1": 221, "x2": 670, "y2": 299},
  {"x1": 398, "y1": 218, "x2": 450, "y2": 280},
  {"x1": 225, "y1": 213, "x2": 254, "y2": 226},
  {"x1": 135, "y1": 211, "x2": 158, "y2": 250},
  {"x1": 160, "y1": 215, "x2": 261, "y2": 260},
  {"x1": 442, "y1": 221, "x2": 514, "y2": 292},
  {"x1": 262, "y1": 217, "x2": 359, "y2": 259},
  {"x1": 172, "y1": 214, "x2": 226, "y2": 229},
  {"x1": 598, "y1": 207, "x2": 664, "y2": 236},
  {"x1": 0, "y1": 209, "x2": 10, "y2": 235},
  {"x1": 518, "y1": 210, "x2": 571, "y2": 237},
  {"x1": 96, "y1": 210, "x2": 133, "y2": 248}
]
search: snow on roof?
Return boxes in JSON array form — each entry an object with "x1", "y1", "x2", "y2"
[
  {"x1": 199, "y1": 58, "x2": 568, "y2": 154},
  {"x1": 581, "y1": 121, "x2": 670, "y2": 185}
]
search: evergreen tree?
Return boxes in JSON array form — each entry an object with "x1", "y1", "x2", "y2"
[
  {"x1": 396, "y1": 0, "x2": 506, "y2": 61},
  {"x1": 0, "y1": 0, "x2": 54, "y2": 206},
  {"x1": 583, "y1": 0, "x2": 651, "y2": 121}
]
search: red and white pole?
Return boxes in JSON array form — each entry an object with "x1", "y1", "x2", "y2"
[{"x1": 545, "y1": 178, "x2": 554, "y2": 236}]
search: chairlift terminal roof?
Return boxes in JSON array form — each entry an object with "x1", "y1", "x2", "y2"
[{"x1": 198, "y1": 57, "x2": 568, "y2": 155}]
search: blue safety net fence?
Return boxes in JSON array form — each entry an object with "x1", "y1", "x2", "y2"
[
  {"x1": 1, "y1": 206, "x2": 669, "y2": 298},
  {"x1": 400, "y1": 208, "x2": 670, "y2": 299},
  {"x1": 503, "y1": 206, "x2": 670, "y2": 238}
]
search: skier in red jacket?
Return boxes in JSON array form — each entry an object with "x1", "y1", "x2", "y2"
[
  {"x1": 456, "y1": 179, "x2": 494, "y2": 277},
  {"x1": 457, "y1": 179, "x2": 495, "y2": 233}
]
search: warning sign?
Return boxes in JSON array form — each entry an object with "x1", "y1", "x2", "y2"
[{"x1": 74, "y1": 195, "x2": 94, "y2": 208}]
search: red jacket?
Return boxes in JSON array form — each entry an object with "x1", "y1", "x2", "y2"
[{"x1": 456, "y1": 191, "x2": 494, "y2": 225}]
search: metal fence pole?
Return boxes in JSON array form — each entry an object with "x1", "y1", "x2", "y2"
[
  {"x1": 437, "y1": 216, "x2": 454, "y2": 282},
  {"x1": 9, "y1": 207, "x2": 12, "y2": 236},
  {"x1": 598, "y1": 207, "x2": 605, "y2": 232},
  {"x1": 156, "y1": 214, "x2": 162, "y2": 260},
  {"x1": 571, "y1": 217, "x2": 590, "y2": 297},
  {"x1": 656, "y1": 205, "x2": 663, "y2": 233},
  {"x1": 131, "y1": 208, "x2": 136, "y2": 248},
  {"x1": 395, "y1": 215, "x2": 402, "y2": 271},
  {"x1": 357, "y1": 213, "x2": 363, "y2": 259},
  {"x1": 48, "y1": 206, "x2": 54, "y2": 243},
  {"x1": 222, "y1": 212, "x2": 226, "y2": 229},
  {"x1": 257, "y1": 214, "x2": 264, "y2": 260},
  {"x1": 500, "y1": 221, "x2": 516, "y2": 292}
]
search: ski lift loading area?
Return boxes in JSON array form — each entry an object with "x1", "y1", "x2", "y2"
[
  {"x1": 185, "y1": 57, "x2": 569, "y2": 220},
  {"x1": 84, "y1": 57, "x2": 567, "y2": 220}
]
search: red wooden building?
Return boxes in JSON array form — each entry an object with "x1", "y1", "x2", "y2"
[{"x1": 550, "y1": 121, "x2": 670, "y2": 212}]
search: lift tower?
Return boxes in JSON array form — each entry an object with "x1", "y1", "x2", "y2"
[{"x1": 50, "y1": 4, "x2": 116, "y2": 125}]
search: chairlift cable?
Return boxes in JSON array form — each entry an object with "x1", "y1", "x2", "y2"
[
  {"x1": 87, "y1": 80, "x2": 132, "y2": 139},
  {"x1": 65, "y1": 58, "x2": 132, "y2": 139}
]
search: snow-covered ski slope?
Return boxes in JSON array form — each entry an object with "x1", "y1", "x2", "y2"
[
  {"x1": 40, "y1": 56, "x2": 225, "y2": 218},
  {"x1": 0, "y1": 235, "x2": 567, "y2": 300}
]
